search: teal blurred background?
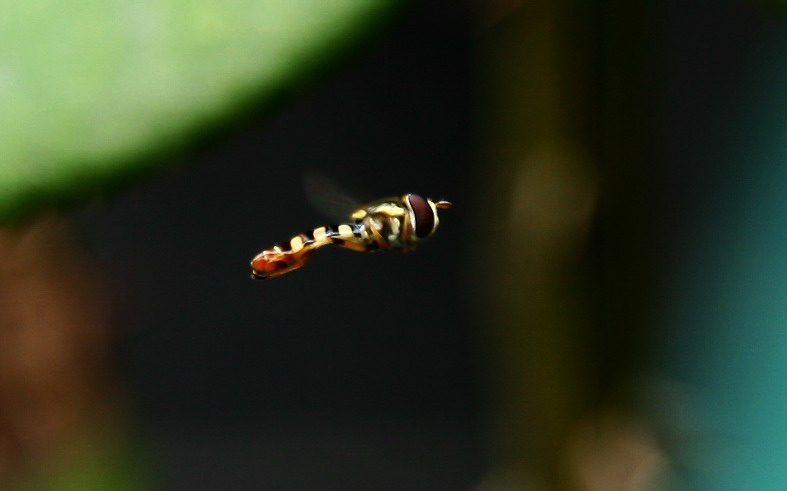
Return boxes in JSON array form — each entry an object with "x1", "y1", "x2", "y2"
[
  {"x1": 2, "y1": 1, "x2": 787, "y2": 490},
  {"x1": 647, "y1": 3, "x2": 787, "y2": 488}
]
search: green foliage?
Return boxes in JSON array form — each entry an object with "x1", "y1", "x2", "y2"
[{"x1": 0, "y1": 0, "x2": 401, "y2": 223}]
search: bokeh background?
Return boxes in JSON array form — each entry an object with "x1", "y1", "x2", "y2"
[{"x1": 3, "y1": 1, "x2": 787, "y2": 490}]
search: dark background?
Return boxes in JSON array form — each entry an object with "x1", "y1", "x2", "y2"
[
  {"x1": 64, "y1": 0, "x2": 787, "y2": 489},
  {"x1": 77, "y1": 2, "x2": 482, "y2": 490}
]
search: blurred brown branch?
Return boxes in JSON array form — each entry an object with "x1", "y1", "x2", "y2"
[{"x1": 0, "y1": 217, "x2": 122, "y2": 486}]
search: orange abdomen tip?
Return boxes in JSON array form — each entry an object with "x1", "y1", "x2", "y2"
[
  {"x1": 251, "y1": 254, "x2": 283, "y2": 273},
  {"x1": 250, "y1": 249, "x2": 310, "y2": 280}
]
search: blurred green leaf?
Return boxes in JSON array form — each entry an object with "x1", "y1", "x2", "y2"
[{"x1": 0, "y1": 0, "x2": 401, "y2": 223}]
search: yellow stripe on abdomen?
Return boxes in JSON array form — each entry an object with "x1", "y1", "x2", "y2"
[{"x1": 290, "y1": 236, "x2": 304, "y2": 252}]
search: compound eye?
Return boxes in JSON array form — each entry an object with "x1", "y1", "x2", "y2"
[{"x1": 407, "y1": 194, "x2": 435, "y2": 238}]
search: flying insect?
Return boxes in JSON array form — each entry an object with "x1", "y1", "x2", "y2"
[{"x1": 250, "y1": 191, "x2": 451, "y2": 280}]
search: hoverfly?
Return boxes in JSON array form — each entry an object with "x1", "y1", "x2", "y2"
[{"x1": 250, "y1": 176, "x2": 451, "y2": 280}]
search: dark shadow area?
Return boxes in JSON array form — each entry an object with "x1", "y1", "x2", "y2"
[{"x1": 76, "y1": 2, "x2": 482, "y2": 490}]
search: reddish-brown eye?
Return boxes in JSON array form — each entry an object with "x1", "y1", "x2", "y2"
[{"x1": 407, "y1": 194, "x2": 434, "y2": 238}]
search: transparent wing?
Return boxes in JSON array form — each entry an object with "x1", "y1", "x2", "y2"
[{"x1": 302, "y1": 170, "x2": 364, "y2": 222}]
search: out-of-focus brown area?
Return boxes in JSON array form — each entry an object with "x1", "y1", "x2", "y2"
[
  {"x1": 563, "y1": 409, "x2": 666, "y2": 491},
  {"x1": 472, "y1": 1, "x2": 667, "y2": 490},
  {"x1": 0, "y1": 217, "x2": 122, "y2": 487}
]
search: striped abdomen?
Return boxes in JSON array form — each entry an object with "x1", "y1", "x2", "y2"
[{"x1": 250, "y1": 223, "x2": 370, "y2": 280}]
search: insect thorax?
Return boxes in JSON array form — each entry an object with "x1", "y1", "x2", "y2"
[{"x1": 362, "y1": 205, "x2": 412, "y2": 250}]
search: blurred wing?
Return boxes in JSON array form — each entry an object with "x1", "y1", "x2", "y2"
[{"x1": 302, "y1": 170, "x2": 364, "y2": 222}]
